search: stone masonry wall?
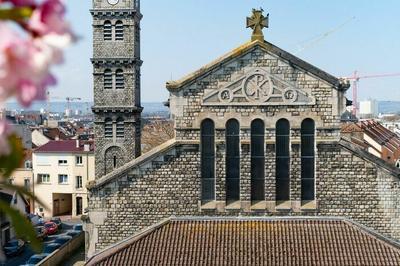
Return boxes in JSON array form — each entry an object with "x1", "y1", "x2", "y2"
[
  {"x1": 88, "y1": 142, "x2": 400, "y2": 252},
  {"x1": 170, "y1": 46, "x2": 345, "y2": 138}
]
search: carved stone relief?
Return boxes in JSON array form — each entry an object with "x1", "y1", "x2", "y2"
[{"x1": 202, "y1": 68, "x2": 315, "y2": 106}]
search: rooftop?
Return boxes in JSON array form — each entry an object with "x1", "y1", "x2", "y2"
[
  {"x1": 86, "y1": 217, "x2": 400, "y2": 266},
  {"x1": 34, "y1": 140, "x2": 94, "y2": 153}
]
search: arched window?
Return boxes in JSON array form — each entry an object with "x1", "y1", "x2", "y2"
[
  {"x1": 201, "y1": 119, "x2": 215, "y2": 203},
  {"x1": 226, "y1": 119, "x2": 240, "y2": 203},
  {"x1": 115, "y1": 69, "x2": 124, "y2": 89},
  {"x1": 115, "y1": 20, "x2": 124, "y2": 41},
  {"x1": 104, "y1": 118, "x2": 113, "y2": 138},
  {"x1": 276, "y1": 119, "x2": 290, "y2": 201},
  {"x1": 103, "y1": 20, "x2": 112, "y2": 41},
  {"x1": 104, "y1": 69, "x2": 113, "y2": 90},
  {"x1": 251, "y1": 119, "x2": 265, "y2": 202},
  {"x1": 301, "y1": 118, "x2": 315, "y2": 201},
  {"x1": 116, "y1": 117, "x2": 124, "y2": 138}
]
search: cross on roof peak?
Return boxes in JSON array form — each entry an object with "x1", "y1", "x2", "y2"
[{"x1": 246, "y1": 8, "x2": 269, "y2": 42}]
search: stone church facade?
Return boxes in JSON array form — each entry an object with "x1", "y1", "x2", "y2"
[{"x1": 85, "y1": 7, "x2": 400, "y2": 258}]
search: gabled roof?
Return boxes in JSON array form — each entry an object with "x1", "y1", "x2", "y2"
[
  {"x1": 166, "y1": 40, "x2": 350, "y2": 91},
  {"x1": 34, "y1": 140, "x2": 94, "y2": 153},
  {"x1": 86, "y1": 217, "x2": 400, "y2": 266}
]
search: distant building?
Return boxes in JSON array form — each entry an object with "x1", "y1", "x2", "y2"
[
  {"x1": 7, "y1": 150, "x2": 34, "y2": 213},
  {"x1": 33, "y1": 140, "x2": 94, "y2": 218},
  {"x1": 359, "y1": 99, "x2": 378, "y2": 119}
]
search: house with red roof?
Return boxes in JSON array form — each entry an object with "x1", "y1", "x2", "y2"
[{"x1": 32, "y1": 140, "x2": 94, "y2": 218}]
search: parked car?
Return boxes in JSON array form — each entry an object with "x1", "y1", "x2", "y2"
[
  {"x1": 3, "y1": 239, "x2": 25, "y2": 257},
  {"x1": 27, "y1": 214, "x2": 44, "y2": 226},
  {"x1": 42, "y1": 243, "x2": 61, "y2": 255},
  {"x1": 21, "y1": 254, "x2": 47, "y2": 266},
  {"x1": 65, "y1": 230, "x2": 81, "y2": 237},
  {"x1": 53, "y1": 235, "x2": 72, "y2": 246},
  {"x1": 73, "y1": 224, "x2": 83, "y2": 231},
  {"x1": 35, "y1": 226, "x2": 48, "y2": 240},
  {"x1": 44, "y1": 221, "x2": 58, "y2": 235},
  {"x1": 50, "y1": 217, "x2": 63, "y2": 229}
]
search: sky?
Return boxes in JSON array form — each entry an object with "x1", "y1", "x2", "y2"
[{"x1": 50, "y1": 0, "x2": 400, "y2": 103}]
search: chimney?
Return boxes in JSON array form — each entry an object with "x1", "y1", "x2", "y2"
[{"x1": 84, "y1": 144, "x2": 90, "y2": 152}]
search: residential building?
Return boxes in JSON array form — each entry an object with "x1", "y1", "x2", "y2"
[
  {"x1": 0, "y1": 190, "x2": 29, "y2": 246},
  {"x1": 33, "y1": 140, "x2": 94, "y2": 218}
]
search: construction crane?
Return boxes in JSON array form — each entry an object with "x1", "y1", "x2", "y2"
[
  {"x1": 66, "y1": 97, "x2": 82, "y2": 117},
  {"x1": 295, "y1": 16, "x2": 355, "y2": 55},
  {"x1": 343, "y1": 71, "x2": 400, "y2": 115}
]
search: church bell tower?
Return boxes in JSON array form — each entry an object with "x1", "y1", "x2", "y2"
[{"x1": 91, "y1": 0, "x2": 142, "y2": 178}]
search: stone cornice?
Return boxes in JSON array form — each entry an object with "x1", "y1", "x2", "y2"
[
  {"x1": 91, "y1": 58, "x2": 143, "y2": 67},
  {"x1": 90, "y1": 9, "x2": 142, "y2": 20}
]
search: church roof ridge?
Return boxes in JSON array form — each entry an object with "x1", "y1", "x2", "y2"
[{"x1": 166, "y1": 39, "x2": 350, "y2": 92}]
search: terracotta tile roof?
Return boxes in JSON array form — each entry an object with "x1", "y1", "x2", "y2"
[
  {"x1": 34, "y1": 140, "x2": 94, "y2": 153},
  {"x1": 86, "y1": 218, "x2": 400, "y2": 266}
]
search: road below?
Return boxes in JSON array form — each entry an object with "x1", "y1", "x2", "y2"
[{"x1": 3, "y1": 220, "x2": 80, "y2": 266}]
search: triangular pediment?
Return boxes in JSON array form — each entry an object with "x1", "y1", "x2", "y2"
[
  {"x1": 202, "y1": 68, "x2": 315, "y2": 106},
  {"x1": 166, "y1": 40, "x2": 349, "y2": 92}
]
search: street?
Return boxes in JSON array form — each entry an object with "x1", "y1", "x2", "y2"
[{"x1": 3, "y1": 220, "x2": 80, "y2": 266}]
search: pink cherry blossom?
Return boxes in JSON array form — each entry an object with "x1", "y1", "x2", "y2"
[
  {"x1": 0, "y1": 0, "x2": 74, "y2": 153},
  {"x1": 0, "y1": 119, "x2": 12, "y2": 156},
  {"x1": 28, "y1": 0, "x2": 72, "y2": 36}
]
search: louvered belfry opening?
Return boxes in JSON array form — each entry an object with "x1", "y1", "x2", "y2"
[
  {"x1": 104, "y1": 69, "x2": 113, "y2": 89},
  {"x1": 103, "y1": 20, "x2": 112, "y2": 41},
  {"x1": 200, "y1": 119, "x2": 215, "y2": 203},
  {"x1": 104, "y1": 118, "x2": 113, "y2": 139},
  {"x1": 116, "y1": 117, "x2": 125, "y2": 138},
  {"x1": 115, "y1": 20, "x2": 124, "y2": 41},
  {"x1": 276, "y1": 119, "x2": 290, "y2": 201},
  {"x1": 226, "y1": 119, "x2": 240, "y2": 203},
  {"x1": 115, "y1": 69, "x2": 125, "y2": 89},
  {"x1": 251, "y1": 119, "x2": 265, "y2": 202},
  {"x1": 301, "y1": 118, "x2": 316, "y2": 201}
]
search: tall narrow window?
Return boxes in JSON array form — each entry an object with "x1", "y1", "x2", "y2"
[
  {"x1": 116, "y1": 117, "x2": 124, "y2": 138},
  {"x1": 115, "y1": 21, "x2": 124, "y2": 41},
  {"x1": 104, "y1": 69, "x2": 113, "y2": 89},
  {"x1": 226, "y1": 119, "x2": 240, "y2": 203},
  {"x1": 276, "y1": 119, "x2": 290, "y2": 201},
  {"x1": 115, "y1": 69, "x2": 124, "y2": 89},
  {"x1": 105, "y1": 118, "x2": 113, "y2": 138},
  {"x1": 251, "y1": 119, "x2": 265, "y2": 202},
  {"x1": 201, "y1": 119, "x2": 215, "y2": 203},
  {"x1": 113, "y1": 156, "x2": 117, "y2": 168},
  {"x1": 103, "y1": 20, "x2": 112, "y2": 41},
  {"x1": 301, "y1": 118, "x2": 315, "y2": 201}
]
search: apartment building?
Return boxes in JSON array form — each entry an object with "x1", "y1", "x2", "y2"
[{"x1": 32, "y1": 140, "x2": 94, "y2": 218}]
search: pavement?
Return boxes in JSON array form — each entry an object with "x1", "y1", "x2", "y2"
[{"x1": 3, "y1": 218, "x2": 81, "y2": 266}]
